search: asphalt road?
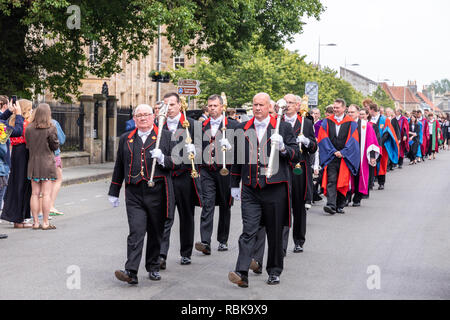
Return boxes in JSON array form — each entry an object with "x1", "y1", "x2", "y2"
[{"x1": 1, "y1": 151, "x2": 449, "y2": 300}]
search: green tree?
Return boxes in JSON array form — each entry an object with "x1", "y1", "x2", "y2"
[
  {"x1": 172, "y1": 45, "x2": 366, "y2": 114},
  {"x1": 368, "y1": 86, "x2": 395, "y2": 109},
  {"x1": 429, "y1": 79, "x2": 450, "y2": 95},
  {"x1": 0, "y1": 0, "x2": 324, "y2": 101}
]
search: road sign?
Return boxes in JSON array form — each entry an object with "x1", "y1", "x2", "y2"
[
  {"x1": 177, "y1": 79, "x2": 201, "y2": 96},
  {"x1": 177, "y1": 79, "x2": 200, "y2": 87},
  {"x1": 178, "y1": 86, "x2": 201, "y2": 96},
  {"x1": 305, "y1": 82, "x2": 319, "y2": 106}
]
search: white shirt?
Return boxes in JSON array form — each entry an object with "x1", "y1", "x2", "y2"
[
  {"x1": 284, "y1": 114, "x2": 297, "y2": 128},
  {"x1": 371, "y1": 114, "x2": 380, "y2": 124},
  {"x1": 210, "y1": 115, "x2": 223, "y2": 137},
  {"x1": 138, "y1": 127, "x2": 153, "y2": 144},
  {"x1": 254, "y1": 116, "x2": 270, "y2": 143},
  {"x1": 334, "y1": 114, "x2": 344, "y2": 136},
  {"x1": 396, "y1": 115, "x2": 401, "y2": 120},
  {"x1": 166, "y1": 113, "x2": 181, "y2": 133}
]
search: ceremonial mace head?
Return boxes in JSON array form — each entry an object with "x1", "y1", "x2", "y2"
[
  {"x1": 293, "y1": 95, "x2": 310, "y2": 176},
  {"x1": 179, "y1": 96, "x2": 199, "y2": 179},
  {"x1": 148, "y1": 102, "x2": 169, "y2": 188}
]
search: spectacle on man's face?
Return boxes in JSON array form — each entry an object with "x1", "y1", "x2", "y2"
[
  {"x1": 283, "y1": 95, "x2": 297, "y2": 116},
  {"x1": 312, "y1": 110, "x2": 320, "y2": 121},
  {"x1": 359, "y1": 110, "x2": 367, "y2": 120},
  {"x1": 133, "y1": 106, "x2": 154, "y2": 131}
]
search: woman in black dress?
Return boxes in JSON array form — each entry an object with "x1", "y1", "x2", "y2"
[
  {"x1": 0, "y1": 99, "x2": 33, "y2": 228},
  {"x1": 407, "y1": 115, "x2": 421, "y2": 165}
]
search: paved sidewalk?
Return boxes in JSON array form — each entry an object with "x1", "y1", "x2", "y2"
[{"x1": 62, "y1": 162, "x2": 114, "y2": 186}]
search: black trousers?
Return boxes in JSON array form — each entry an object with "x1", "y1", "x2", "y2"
[
  {"x1": 398, "y1": 157, "x2": 404, "y2": 167},
  {"x1": 199, "y1": 168, "x2": 231, "y2": 245},
  {"x1": 326, "y1": 158, "x2": 347, "y2": 209},
  {"x1": 352, "y1": 169, "x2": 369, "y2": 204},
  {"x1": 305, "y1": 156, "x2": 314, "y2": 204},
  {"x1": 252, "y1": 226, "x2": 266, "y2": 267},
  {"x1": 283, "y1": 169, "x2": 307, "y2": 250},
  {"x1": 236, "y1": 183, "x2": 287, "y2": 277},
  {"x1": 124, "y1": 181, "x2": 166, "y2": 274},
  {"x1": 377, "y1": 174, "x2": 386, "y2": 186},
  {"x1": 160, "y1": 172, "x2": 196, "y2": 258}
]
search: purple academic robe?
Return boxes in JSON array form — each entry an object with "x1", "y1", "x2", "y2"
[{"x1": 314, "y1": 119, "x2": 322, "y2": 138}]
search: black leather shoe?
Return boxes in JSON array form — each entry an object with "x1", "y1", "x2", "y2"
[
  {"x1": 159, "y1": 256, "x2": 166, "y2": 270},
  {"x1": 313, "y1": 194, "x2": 323, "y2": 202},
  {"x1": 378, "y1": 185, "x2": 384, "y2": 190},
  {"x1": 218, "y1": 243, "x2": 228, "y2": 251},
  {"x1": 228, "y1": 271, "x2": 249, "y2": 288},
  {"x1": 195, "y1": 242, "x2": 211, "y2": 255},
  {"x1": 336, "y1": 208, "x2": 345, "y2": 214},
  {"x1": 352, "y1": 202, "x2": 361, "y2": 207},
  {"x1": 267, "y1": 275, "x2": 280, "y2": 285},
  {"x1": 324, "y1": 206, "x2": 336, "y2": 215},
  {"x1": 293, "y1": 244, "x2": 304, "y2": 253},
  {"x1": 180, "y1": 256, "x2": 191, "y2": 265},
  {"x1": 149, "y1": 271, "x2": 161, "y2": 281},
  {"x1": 250, "y1": 259, "x2": 263, "y2": 274},
  {"x1": 0, "y1": 234, "x2": 8, "y2": 239},
  {"x1": 115, "y1": 269, "x2": 138, "y2": 285}
]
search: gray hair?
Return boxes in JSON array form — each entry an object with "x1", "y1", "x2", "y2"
[
  {"x1": 253, "y1": 92, "x2": 271, "y2": 104},
  {"x1": 133, "y1": 104, "x2": 153, "y2": 115},
  {"x1": 208, "y1": 94, "x2": 223, "y2": 105}
]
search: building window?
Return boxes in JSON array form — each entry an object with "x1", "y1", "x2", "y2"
[
  {"x1": 174, "y1": 51, "x2": 185, "y2": 69},
  {"x1": 89, "y1": 41, "x2": 99, "y2": 65}
]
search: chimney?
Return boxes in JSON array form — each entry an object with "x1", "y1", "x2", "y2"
[{"x1": 407, "y1": 80, "x2": 417, "y2": 94}]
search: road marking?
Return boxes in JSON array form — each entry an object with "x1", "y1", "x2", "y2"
[
  {"x1": 64, "y1": 202, "x2": 75, "y2": 206},
  {"x1": 95, "y1": 195, "x2": 103, "y2": 198},
  {"x1": 80, "y1": 199, "x2": 88, "y2": 202}
]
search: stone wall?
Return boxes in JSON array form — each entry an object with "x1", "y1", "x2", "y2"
[{"x1": 340, "y1": 67, "x2": 378, "y2": 96}]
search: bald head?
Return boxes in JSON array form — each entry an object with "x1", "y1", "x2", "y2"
[{"x1": 253, "y1": 92, "x2": 271, "y2": 121}]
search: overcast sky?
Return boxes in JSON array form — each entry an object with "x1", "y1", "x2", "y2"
[{"x1": 285, "y1": 0, "x2": 450, "y2": 91}]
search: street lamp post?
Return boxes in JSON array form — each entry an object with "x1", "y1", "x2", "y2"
[
  {"x1": 318, "y1": 38, "x2": 337, "y2": 69},
  {"x1": 344, "y1": 58, "x2": 360, "y2": 68}
]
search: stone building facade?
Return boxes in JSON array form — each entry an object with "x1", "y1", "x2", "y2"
[
  {"x1": 340, "y1": 67, "x2": 378, "y2": 96},
  {"x1": 44, "y1": 32, "x2": 196, "y2": 108}
]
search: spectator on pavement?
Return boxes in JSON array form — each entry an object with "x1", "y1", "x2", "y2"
[
  {"x1": 0, "y1": 95, "x2": 8, "y2": 115},
  {"x1": 49, "y1": 119, "x2": 66, "y2": 216},
  {"x1": 198, "y1": 104, "x2": 209, "y2": 122},
  {"x1": 25, "y1": 103, "x2": 60, "y2": 230},
  {"x1": 0, "y1": 99, "x2": 32, "y2": 228}
]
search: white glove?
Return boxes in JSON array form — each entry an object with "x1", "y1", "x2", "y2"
[
  {"x1": 150, "y1": 148, "x2": 165, "y2": 165},
  {"x1": 297, "y1": 135, "x2": 310, "y2": 147},
  {"x1": 185, "y1": 143, "x2": 196, "y2": 156},
  {"x1": 271, "y1": 133, "x2": 285, "y2": 150},
  {"x1": 220, "y1": 138, "x2": 232, "y2": 151},
  {"x1": 231, "y1": 188, "x2": 241, "y2": 201},
  {"x1": 108, "y1": 196, "x2": 120, "y2": 208}
]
